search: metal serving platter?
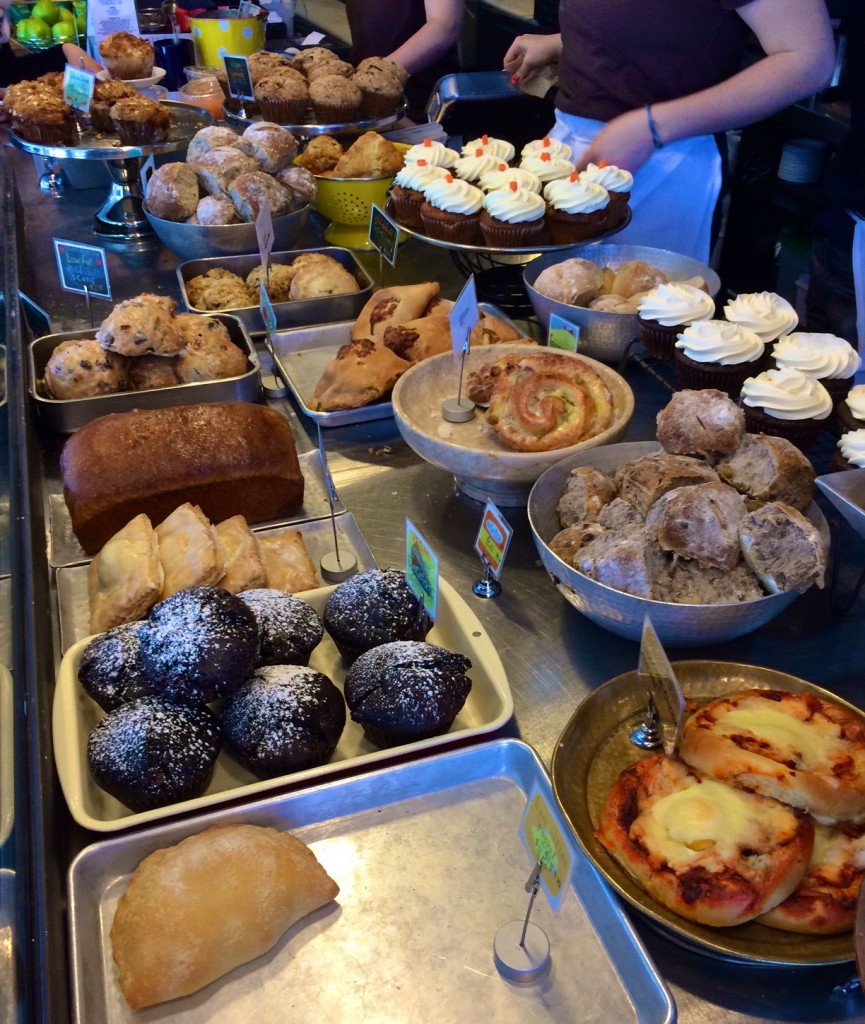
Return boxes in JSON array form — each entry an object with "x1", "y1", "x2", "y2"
[
  {"x1": 552, "y1": 660, "x2": 858, "y2": 967},
  {"x1": 272, "y1": 303, "x2": 526, "y2": 428},
  {"x1": 384, "y1": 198, "x2": 632, "y2": 255},
  {"x1": 28, "y1": 315, "x2": 261, "y2": 434},
  {"x1": 176, "y1": 247, "x2": 374, "y2": 333},
  {"x1": 53, "y1": 576, "x2": 514, "y2": 833},
  {"x1": 67, "y1": 738, "x2": 675, "y2": 1023},
  {"x1": 9, "y1": 101, "x2": 214, "y2": 161},
  {"x1": 222, "y1": 97, "x2": 406, "y2": 137},
  {"x1": 55, "y1": 512, "x2": 376, "y2": 652},
  {"x1": 47, "y1": 448, "x2": 345, "y2": 569}
]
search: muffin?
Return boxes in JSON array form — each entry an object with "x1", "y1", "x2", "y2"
[
  {"x1": 98, "y1": 31, "x2": 155, "y2": 80},
  {"x1": 174, "y1": 314, "x2": 247, "y2": 383},
  {"x1": 519, "y1": 152, "x2": 576, "y2": 184},
  {"x1": 771, "y1": 331, "x2": 861, "y2": 404},
  {"x1": 674, "y1": 320, "x2": 765, "y2": 397},
  {"x1": 838, "y1": 383, "x2": 865, "y2": 433},
  {"x1": 835, "y1": 428, "x2": 865, "y2": 471},
  {"x1": 88, "y1": 697, "x2": 221, "y2": 811},
  {"x1": 740, "y1": 367, "x2": 833, "y2": 451},
  {"x1": 479, "y1": 183, "x2": 546, "y2": 247},
  {"x1": 343, "y1": 640, "x2": 472, "y2": 748},
  {"x1": 139, "y1": 585, "x2": 259, "y2": 704},
  {"x1": 478, "y1": 164, "x2": 541, "y2": 194},
  {"x1": 255, "y1": 71, "x2": 309, "y2": 124},
  {"x1": 521, "y1": 137, "x2": 573, "y2": 162},
  {"x1": 453, "y1": 150, "x2": 500, "y2": 184},
  {"x1": 44, "y1": 339, "x2": 129, "y2": 399},
  {"x1": 543, "y1": 174, "x2": 610, "y2": 244},
  {"x1": 323, "y1": 567, "x2": 431, "y2": 663},
  {"x1": 389, "y1": 161, "x2": 449, "y2": 228},
  {"x1": 637, "y1": 282, "x2": 717, "y2": 361},
  {"x1": 462, "y1": 135, "x2": 516, "y2": 163},
  {"x1": 420, "y1": 174, "x2": 485, "y2": 245},
  {"x1": 355, "y1": 56, "x2": 409, "y2": 88},
  {"x1": 578, "y1": 162, "x2": 633, "y2": 225},
  {"x1": 308, "y1": 75, "x2": 362, "y2": 123},
  {"x1": 238, "y1": 589, "x2": 324, "y2": 667},
  {"x1": 723, "y1": 291, "x2": 798, "y2": 344},
  {"x1": 221, "y1": 665, "x2": 345, "y2": 779},
  {"x1": 90, "y1": 79, "x2": 138, "y2": 133},
  {"x1": 97, "y1": 294, "x2": 183, "y2": 358},
  {"x1": 351, "y1": 66, "x2": 402, "y2": 118},
  {"x1": 289, "y1": 46, "x2": 337, "y2": 77},
  {"x1": 247, "y1": 50, "x2": 294, "y2": 85},
  {"x1": 306, "y1": 58, "x2": 354, "y2": 83},
  {"x1": 403, "y1": 138, "x2": 459, "y2": 170},
  {"x1": 110, "y1": 95, "x2": 172, "y2": 146},
  {"x1": 10, "y1": 93, "x2": 75, "y2": 145},
  {"x1": 78, "y1": 622, "x2": 153, "y2": 712}
]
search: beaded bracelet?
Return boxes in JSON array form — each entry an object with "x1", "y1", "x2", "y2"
[{"x1": 645, "y1": 104, "x2": 664, "y2": 150}]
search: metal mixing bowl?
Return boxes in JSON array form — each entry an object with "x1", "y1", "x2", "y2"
[
  {"x1": 527, "y1": 440, "x2": 829, "y2": 646},
  {"x1": 523, "y1": 244, "x2": 722, "y2": 363}
]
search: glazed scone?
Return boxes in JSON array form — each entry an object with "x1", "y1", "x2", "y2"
[
  {"x1": 145, "y1": 162, "x2": 200, "y2": 222},
  {"x1": 228, "y1": 171, "x2": 294, "y2": 220},
  {"x1": 174, "y1": 314, "x2": 248, "y2": 382},
  {"x1": 97, "y1": 295, "x2": 183, "y2": 357},
  {"x1": 189, "y1": 195, "x2": 239, "y2": 226},
  {"x1": 44, "y1": 338, "x2": 129, "y2": 399},
  {"x1": 155, "y1": 503, "x2": 224, "y2": 599},
  {"x1": 191, "y1": 146, "x2": 258, "y2": 197},
  {"x1": 185, "y1": 268, "x2": 255, "y2": 311},
  {"x1": 241, "y1": 122, "x2": 298, "y2": 173},
  {"x1": 214, "y1": 515, "x2": 267, "y2": 594}
]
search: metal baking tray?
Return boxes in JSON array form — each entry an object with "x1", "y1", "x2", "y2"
[
  {"x1": 222, "y1": 97, "x2": 405, "y2": 137},
  {"x1": 55, "y1": 512, "x2": 376, "y2": 652},
  {"x1": 47, "y1": 448, "x2": 345, "y2": 569},
  {"x1": 53, "y1": 576, "x2": 514, "y2": 833},
  {"x1": 273, "y1": 303, "x2": 525, "y2": 428},
  {"x1": 552, "y1": 660, "x2": 858, "y2": 967},
  {"x1": 68, "y1": 738, "x2": 675, "y2": 1023},
  {"x1": 28, "y1": 314, "x2": 261, "y2": 434},
  {"x1": 176, "y1": 247, "x2": 374, "y2": 332}
]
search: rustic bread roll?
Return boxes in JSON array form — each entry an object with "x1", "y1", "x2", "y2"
[
  {"x1": 716, "y1": 433, "x2": 815, "y2": 511},
  {"x1": 186, "y1": 125, "x2": 246, "y2": 164},
  {"x1": 110, "y1": 823, "x2": 339, "y2": 1010},
  {"x1": 228, "y1": 170, "x2": 294, "y2": 220},
  {"x1": 145, "y1": 162, "x2": 200, "y2": 221},
  {"x1": 654, "y1": 559, "x2": 764, "y2": 604},
  {"x1": 240, "y1": 122, "x2": 298, "y2": 173},
  {"x1": 192, "y1": 146, "x2": 258, "y2": 197},
  {"x1": 610, "y1": 260, "x2": 668, "y2": 299},
  {"x1": 532, "y1": 257, "x2": 606, "y2": 306},
  {"x1": 656, "y1": 388, "x2": 745, "y2": 456},
  {"x1": 191, "y1": 195, "x2": 239, "y2": 226},
  {"x1": 575, "y1": 529, "x2": 664, "y2": 599},
  {"x1": 645, "y1": 481, "x2": 746, "y2": 570},
  {"x1": 614, "y1": 452, "x2": 720, "y2": 515},
  {"x1": 274, "y1": 164, "x2": 317, "y2": 204},
  {"x1": 739, "y1": 501, "x2": 827, "y2": 594},
  {"x1": 556, "y1": 466, "x2": 618, "y2": 528},
  {"x1": 61, "y1": 402, "x2": 305, "y2": 554}
]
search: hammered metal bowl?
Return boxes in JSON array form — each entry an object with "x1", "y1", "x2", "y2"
[
  {"x1": 527, "y1": 440, "x2": 828, "y2": 646},
  {"x1": 523, "y1": 244, "x2": 722, "y2": 363}
]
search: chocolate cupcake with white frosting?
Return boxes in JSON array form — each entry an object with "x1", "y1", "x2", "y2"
[
  {"x1": 723, "y1": 291, "x2": 798, "y2": 344},
  {"x1": 402, "y1": 138, "x2": 459, "y2": 169},
  {"x1": 543, "y1": 174, "x2": 609, "y2": 244},
  {"x1": 480, "y1": 183, "x2": 546, "y2": 247},
  {"x1": 771, "y1": 331, "x2": 861, "y2": 404},
  {"x1": 419, "y1": 174, "x2": 485, "y2": 244},
  {"x1": 674, "y1": 320, "x2": 765, "y2": 397},
  {"x1": 834, "y1": 428, "x2": 865, "y2": 471},
  {"x1": 637, "y1": 282, "x2": 717, "y2": 361},
  {"x1": 740, "y1": 366, "x2": 833, "y2": 451},
  {"x1": 521, "y1": 137, "x2": 573, "y2": 162},
  {"x1": 838, "y1": 383, "x2": 865, "y2": 433},
  {"x1": 462, "y1": 135, "x2": 516, "y2": 164},
  {"x1": 389, "y1": 160, "x2": 449, "y2": 228},
  {"x1": 579, "y1": 162, "x2": 633, "y2": 225}
]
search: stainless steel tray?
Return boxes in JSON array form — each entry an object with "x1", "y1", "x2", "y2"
[
  {"x1": 53, "y1": 577, "x2": 515, "y2": 833},
  {"x1": 552, "y1": 660, "x2": 858, "y2": 967},
  {"x1": 28, "y1": 315, "x2": 261, "y2": 434},
  {"x1": 55, "y1": 512, "x2": 376, "y2": 651},
  {"x1": 425, "y1": 70, "x2": 522, "y2": 123},
  {"x1": 176, "y1": 247, "x2": 374, "y2": 332},
  {"x1": 67, "y1": 738, "x2": 675, "y2": 1023},
  {"x1": 47, "y1": 448, "x2": 346, "y2": 568},
  {"x1": 273, "y1": 303, "x2": 526, "y2": 428},
  {"x1": 222, "y1": 97, "x2": 406, "y2": 137},
  {"x1": 816, "y1": 469, "x2": 865, "y2": 539}
]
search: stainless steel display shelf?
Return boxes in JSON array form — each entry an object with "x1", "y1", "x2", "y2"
[{"x1": 222, "y1": 98, "x2": 405, "y2": 136}]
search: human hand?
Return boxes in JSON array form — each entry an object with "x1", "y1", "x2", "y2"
[
  {"x1": 575, "y1": 108, "x2": 655, "y2": 174},
  {"x1": 502, "y1": 33, "x2": 562, "y2": 86}
]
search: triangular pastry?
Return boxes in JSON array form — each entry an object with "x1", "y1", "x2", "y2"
[
  {"x1": 156, "y1": 502, "x2": 225, "y2": 599},
  {"x1": 214, "y1": 515, "x2": 267, "y2": 594},
  {"x1": 88, "y1": 513, "x2": 163, "y2": 634}
]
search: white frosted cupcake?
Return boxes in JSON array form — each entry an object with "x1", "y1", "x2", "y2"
[
  {"x1": 636, "y1": 282, "x2": 717, "y2": 360},
  {"x1": 478, "y1": 163, "x2": 541, "y2": 194},
  {"x1": 403, "y1": 138, "x2": 459, "y2": 169},
  {"x1": 771, "y1": 331, "x2": 861, "y2": 403},
  {"x1": 740, "y1": 366, "x2": 832, "y2": 451},
  {"x1": 462, "y1": 135, "x2": 515, "y2": 163},
  {"x1": 579, "y1": 162, "x2": 633, "y2": 226},
  {"x1": 521, "y1": 136, "x2": 572, "y2": 161},
  {"x1": 542, "y1": 174, "x2": 609, "y2": 243},
  {"x1": 419, "y1": 173, "x2": 485, "y2": 243},
  {"x1": 389, "y1": 161, "x2": 450, "y2": 228},
  {"x1": 838, "y1": 383, "x2": 865, "y2": 433},
  {"x1": 453, "y1": 150, "x2": 501, "y2": 183},
  {"x1": 479, "y1": 183, "x2": 546, "y2": 247},
  {"x1": 674, "y1": 319, "x2": 765, "y2": 397},
  {"x1": 836, "y1": 428, "x2": 865, "y2": 470},
  {"x1": 519, "y1": 152, "x2": 576, "y2": 183},
  {"x1": 724, "y1": 291, "x2": 798, "y2": 343}
]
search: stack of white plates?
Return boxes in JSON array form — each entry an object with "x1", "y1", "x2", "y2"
[{"x1": 778, "y1": 138, "x2": 826, "y2": 184}]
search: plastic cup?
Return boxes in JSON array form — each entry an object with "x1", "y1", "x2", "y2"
[{"x1": 177, "y1": 77, "x2": 224, "y2": 119}]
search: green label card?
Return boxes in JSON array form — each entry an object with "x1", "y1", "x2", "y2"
[
  {"x1": 405, "y1": 518, "x2": 439, "y2": 623},
  {"x1": 548, "y1": 312, "x2": 579, "y2": 352},
  {"x1": 520, "y1": 785, "x2": 573, "y2": 913},
  {"x1": 473, "y1": 501, "x2": 512, "y2": 579},
  {"x1": 63, "y1": 65, "x2": 95, "y2": 113}
]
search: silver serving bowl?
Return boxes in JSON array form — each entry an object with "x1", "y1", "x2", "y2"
[
  {"x1": 144, "y1": 202, "x2": 309, "y2": 261},
  {"x1": 523, "y1": 244, "x2": 722, "y2": 363},
  {"x1": 527, "y1": 440, "x2": 829, "y2": 646}
]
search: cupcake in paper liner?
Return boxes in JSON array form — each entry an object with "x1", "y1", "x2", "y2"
[
  {"x1": 838, "y1": 383, "x2": 865, "y2": 433},
  {"x1": 403, "y1": 138, "x2": 459, "y2": 169},
  {"x1": 543, "y1": 173, "x2": 609, "y2": 244},
  {"x1": 521, "y1": 136, "x2": 573, "y2": 162},
  {"x1": 520, "y1": 151, "x2": 576, "y2": 183},
  {"x1": 771, "y1": 331, "x2": 860, "y2": 404},
  {"x1": 390, "y1": 161, "x2": 449, "y2": 228},
  {"x1": 740, "y1": 366, "x2": 832, "y2": 452},
  {"x1": 724, "y1": 291, "x2": 798, "y2": 344},
  {"x1": 674, "y1": 319, "x2": 765, "y2": 397},
  {"x1": 637, "y1": 282, "x2": 716, "y2": 361},
  {"x1": 480, "y1": 182, "x2": 546, "y2": 247},
  {"x1": 833, "y1": 428, "x2": 865, "y2": 472},
  {"x1": 419, "y1": 174, "x2": 485, "y2": 244},
  {"x1": 462, "y1": 134, "x2": 516, "y2": 164}
]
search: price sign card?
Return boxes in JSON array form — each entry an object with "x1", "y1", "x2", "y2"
[
  {"x1": 259, "y1": 281, "x2": 277, "y2": 337},
  {"x1": 63, "y1": 65, "x2": 96, "y2": 113},
  {"x1": 449, "y1": 274, "x2": 479, "y2": 354},
  {"x1": 548, "y1": 312, "x2": 580, "y2": 352},
  {"x1": 639, "y1": 614, "x2": 685, "y2": 756},
  {"x1": 369, "y1": 203, "x2": 399, "y2": 266},
  {"x1": 405, "y1": 518, "x2": 439, "y2": 623},
  {"x1": 53, "y1": 239, "x2": 111, "y2": 299},
  {"x1": 520, "y1": 785, "x2": 573, "y2": 913},
  {"x1": 256, "y1": 195, "x2": 274, "y2": 273},
  {"x1": 223, "y1": 55, "x2": 255, "y2": 101},
  {"x1": 474, "y1": 501, "x2": 512, "y2": 580}
]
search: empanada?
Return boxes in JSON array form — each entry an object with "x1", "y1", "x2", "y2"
[
  {"x1": 352, "y1": 282, "x2": 441, "y2": 341},
  {"x1": 156, "y1": 502, "x2": 224, "y2": 599},
  {"x1": 259, "y1": 529, "x2": 318, "y2": 591},
  {"x1": 382, "y1": 315, "x2": 452, "y2": 361},
  {"x1": 88, "y1": 513, "x2": 163, "y2": 633},
  {"x1": 309, "y1": 337, "x2": 412, "y2": 411},
  {"x1": 215, "y1": 515, "x2": 267, "y2": 594}
]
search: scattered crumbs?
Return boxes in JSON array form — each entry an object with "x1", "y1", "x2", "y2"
[
  {"x1": 367, "y1": 446, "x2": 393, "y2": 456},
  {"x1": 437, "y1": 424, "x2": 454, "y2": 439}
]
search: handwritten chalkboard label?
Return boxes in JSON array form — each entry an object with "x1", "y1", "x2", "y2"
[
  {"x1": 223, "y1": 55, "x2": 255, "y2": 101},
  {"x1": 369, "y1": 204, "x2": 399, "y2": 266},
  {"x1": 53, "y1": 239, "x2": 112, "y2": 299}
]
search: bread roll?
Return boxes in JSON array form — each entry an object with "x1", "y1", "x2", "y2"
[
  {"x1": 739, "y1": 501, "x2": 827, "y2": 593},
  {"x1": 241, "y1": 122, "x2": 298, "y2": 173},
  {"x1": 646, "y1": 481, "x2": 746, "y2": 570},
  {"x1": 110, "y1": 823, "x2": 339, "y2": 1009},
  {"x1": 192, "y1": 146, "x2": 258, "y2": 197},
  {"x1": 228, "y1": 170, "x2": 294, "y2": 220},
  {"x1": 614, "y1": 452, "x2": 720, "y2": 515},
  {"x1": 145, "y1": 162, "x2": 200, "y2": 222},
  {"x1": 716, "y1": 433, "x2": 815, "y2": 511},
  {"x1": 656, "y1": 388, "x2": 745, "y2": 456},
  {"x1": 186, "y1": 125, "x2": 245, "y2": 164}
]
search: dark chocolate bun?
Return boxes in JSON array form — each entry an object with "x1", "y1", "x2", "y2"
[
  {"x1": 221, "y1": 665, "x2": 346, "y2": 778},
  {"x1": 88, "y1": 696, "x2": 221, "y2": 811},
  {"x1": 139, "y1": 585, "x2": 258, "y2": 704},
  {"x1": 238, "y1": 589, "x2": 324, "y2": 667},
  {"x1": 344, "y1": 640, "x2": 472, "y2": 748},
  {"x1": 78, "y1": 621, "x2": 154, "y2": 712},
  {"x1": 323, "y1": 568, "x2": 431, "y2": 663}
]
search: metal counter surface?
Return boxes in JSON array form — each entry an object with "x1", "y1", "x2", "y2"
[{"x1": 6, "y1": 144, "x2": 865, "y2": 1023}]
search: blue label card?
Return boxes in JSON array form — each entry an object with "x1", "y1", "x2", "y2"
[
  {"x1": 520, "y1": 785, "x2": 574, "y2": 914},
  {"x1": 259, "y1": 281, "x2": 277, "y2": 337},
  {"x1": 449, "y1": 274, "x2": 479, "y2": 354},
  {"x1": 473, "y1": 501, "x2": 513, "y2": 580},
  {"x1": 369, "y1": 204, "x2": 399, "y2": 267},
  {"x1": 255, "y1": 195, "x2": 274, "y2": 273},
  {"x1": 405, "y1": 518, "x2": 439, "y2": 623},
  {"x1": 139, "y1": 154, "x2": 156, "y2": 194},
  {"x1": 63, "y1": 65, "x2": 96, "y2": 113},
  {"x1": 223, "y1": 55, "x2": 255, "y2": 100},
  {"x1": 53, "y1": 238, "x2": 111, "y2": 299},
  {"x1": 548, "y1": 312, "x2": 580, "y2": 352}
]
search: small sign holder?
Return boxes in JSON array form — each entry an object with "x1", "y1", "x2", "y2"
[
  {"x1": 443, "y1": 275, "x2": 479, "y2": 423},
  {"x1": 472, "y1": 501, "x2": 512, "y2": 599},
  {"x1": 223, "y1": 54, "x2": 255, "y2": 117},
  {"x1": 369, "y1": 203, "x2": 399, "y2": 284},
  {"x1": 258, "y1": 281, "x2": 289, "y2": 398},
  {"x1": 317, "y1": 423, "x2": 358, "y2": 582},
  {"x1": 53, "y1": 238, "x2": 111, "y2": 326},
  {"x1": 630, "y1": 615, "x2": 686, "y2": 753},
  {"x1": 547, "y1": 312, "x2": 580, "y2": 352}
]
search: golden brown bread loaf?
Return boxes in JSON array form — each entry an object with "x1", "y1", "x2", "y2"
[{"x1": 61, "y1": 402, "x2": 305, "y2": 554}]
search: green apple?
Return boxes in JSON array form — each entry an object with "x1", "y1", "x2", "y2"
[
  {"x1": 51, "y1": 18, "x2": 74, "y2": 39},
  {"x1": 15, "y1": 16, "x2": 52, "y2": 39},
  {"x1": 74, "y1": 10, "x2": 85, "y2": 31},
  {"x1": 30, "y1": 0, "x2": 61, "y2": 26},
  {"x1": 57, "y1": 7, "x2": 74, "y2": 21}
]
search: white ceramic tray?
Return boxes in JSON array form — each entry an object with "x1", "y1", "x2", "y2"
[{"x1": 53, "y1": 577, "x2": 514, "y2": 833}]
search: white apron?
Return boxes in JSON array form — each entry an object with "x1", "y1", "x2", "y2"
[{"x1": 550, "y1": 110, "x2": 723, "y2": 264}]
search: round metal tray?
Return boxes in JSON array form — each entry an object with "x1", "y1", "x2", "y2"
[
  {"x1": 384, "y1": 198, "x2": 632, "y2": 256},
  {"x1": 551, "y1": 661, "x2": 858, "y2": 967},
  {"x1": 222, "y1": 97, "x2": 405, "y2": 137}
]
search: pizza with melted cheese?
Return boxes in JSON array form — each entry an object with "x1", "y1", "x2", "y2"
[
  {"x1": 678, "y1": 689, "x2": 865, "y2": 825},
  {"x1": 596, "y1": 754, "x2": 814, "y2": 927}
]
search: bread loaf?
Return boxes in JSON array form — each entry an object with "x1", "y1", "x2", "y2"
[{"x1": 61, "y1": 402, "x2": 305, "y2": 554}]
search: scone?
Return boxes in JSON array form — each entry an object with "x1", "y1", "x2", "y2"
[
  {"x1": 185, "y1": 268, "x2": 255, "y2": 311},
  {"x1": 289, "y1": 261, "x2": 359, "y2": 300},
  {"x1": 174, "y1": 314, "x2": 248, "y2": 382},
  {"x1": 97, "y1": 294, "x2": 183, "y2": 357},
  {"x1": 44, "y1": 338, "x2": 129, "y2": 399},
  {"x1": 155, "y1": 503, "x2": 224, "y2": 599},
  {"x1": 214, "y1": 515, "x2": 267, "y2": 594}
]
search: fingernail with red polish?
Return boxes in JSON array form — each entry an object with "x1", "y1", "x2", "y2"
[{"x1": 511, "y1": 75, "x2": 520, "y2": 84}]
